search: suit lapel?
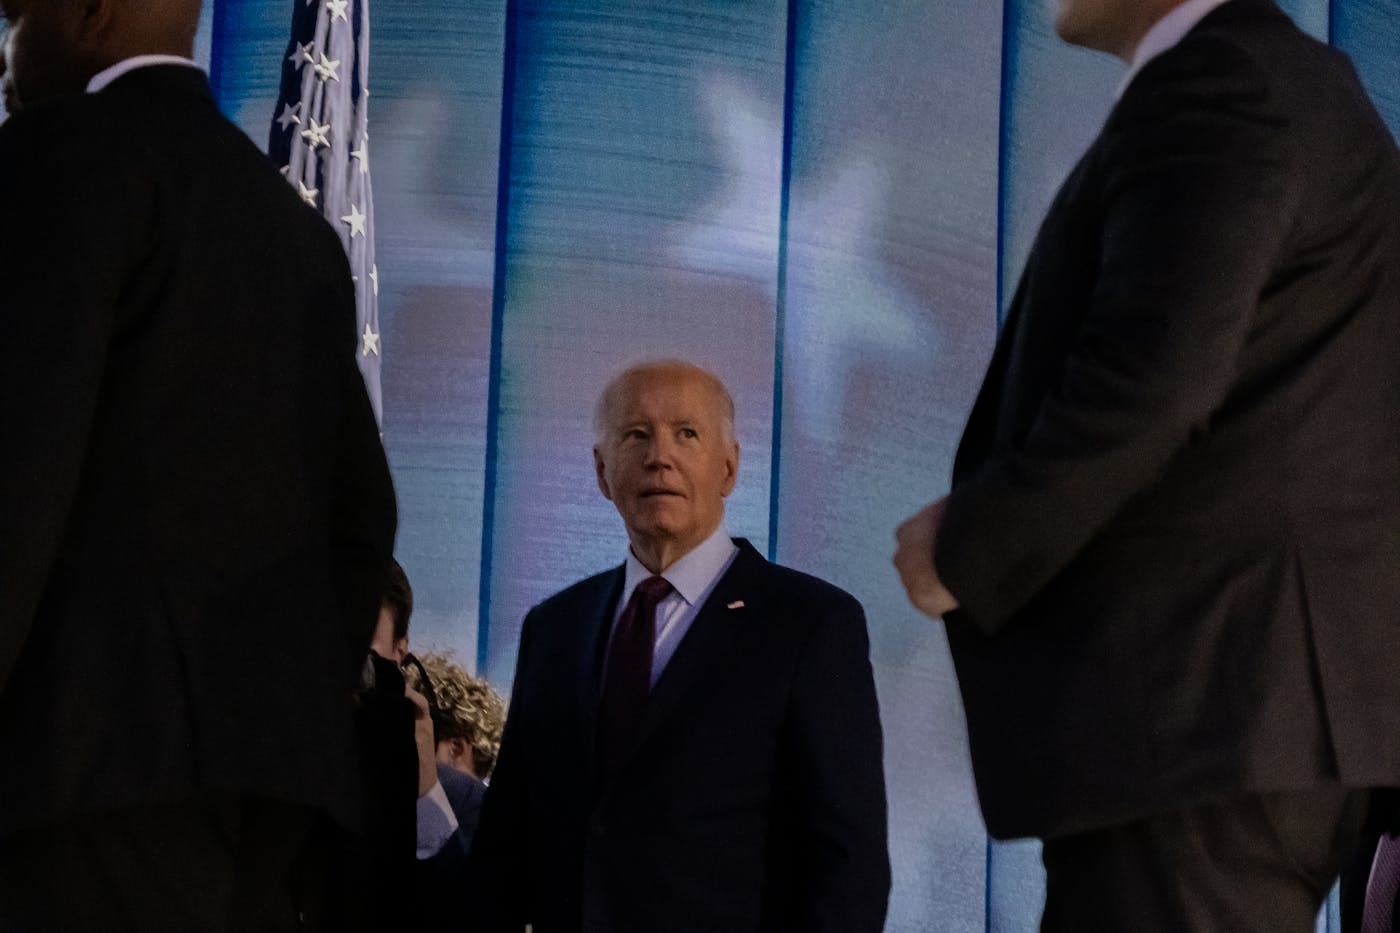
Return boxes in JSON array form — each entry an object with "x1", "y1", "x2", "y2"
[
  {"x1": 577, "y1": 565, "x2": 625, "y2": 782},
  {"x1": 605, "y1": 540, "x2": 768, "y2": 773}
]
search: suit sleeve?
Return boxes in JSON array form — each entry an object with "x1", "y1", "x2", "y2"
[
  {"x1": 414, "y1": 770, "x2": 484, "y2": 928},
  {"x1": 936, "y1": 40, "x2": 1302, "y2": 634},
  {"x1": 785, "y1": 594, "x2": 891, "y2": 933},
  {"x1": 0, "y1": 114, "x2": 130, "y2": 691},
  {"x1": 465, "y1": 608, "x2": 536, "y2": 932},
  {"x1": 320, "y1": 233, "x2": 398, "y2": 679}
]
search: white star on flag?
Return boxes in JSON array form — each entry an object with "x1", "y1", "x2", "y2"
[
  {"x1": 300, "y1": 117, "x2": 331, "y2": 149},
  {"x1": 341, "y1": 203, "x2": 366, "y2": 238},
  {"x1": 361, "y1": 323, "x2": 380, "y2": 357},
  {"x1": 276, "y1": 101, "x2": 302, "y2": 131},
  {"x1": 288, "y1": 41, "x2": 315, "y2": 67},
  {"x1": 271, "y1": 0, "x2": 383, "y2": 424},
  {"x1": 313, "y1": 53, "x2": 340, "y2": 83}
]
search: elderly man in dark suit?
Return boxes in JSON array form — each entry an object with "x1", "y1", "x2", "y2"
[
  {"x1": 0, "y1": 0, "x2": 396, "y2": 930},
  {"x1": 469, "y1": 360, "x2": 890, "y2": 933},
  {"x1": 894, "y1": 0, "x2": 1400, "y2": 929}
]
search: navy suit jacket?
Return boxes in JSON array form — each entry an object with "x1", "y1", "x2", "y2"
[
  {"x1": 468, "y1": 538, "x2": 890, "y2": 933},
  {"x1": 937, "y1": 0, "x2": 1400, "y2": 839},
  {"x1": 416, "y1": 763, "x2": 488, "y2": 927},
  {"x1": 438, "y1": 762, "x2": 488, "y2": 844}
]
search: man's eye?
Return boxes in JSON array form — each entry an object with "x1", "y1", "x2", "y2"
[{"x1": 679, "y1": 428, "x2": 698, "y2": 439}]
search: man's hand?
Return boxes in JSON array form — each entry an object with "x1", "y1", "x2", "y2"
[
  {"x1": 406, "y1": 685, "x2": 438, "y2": 798},
  {"x1": 894, "y1": 497, "x2": 960, "y2": 620}
]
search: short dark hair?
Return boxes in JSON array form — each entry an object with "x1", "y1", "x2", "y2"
[{"x1": 382, "y1": 559, "x2": 412, "y2": 642}]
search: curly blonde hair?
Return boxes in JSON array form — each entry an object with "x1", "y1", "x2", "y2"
[{"x1": 411, "y1": 649, "x2": 507, "y2": 779}]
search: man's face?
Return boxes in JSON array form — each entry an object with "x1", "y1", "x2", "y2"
[
  {"x1": 369, "y1": 605, "x2": 407, "y2": 664},
  {"x1": 594, "y1": 367, "x2": 739, "y2": 569},
  {"x1": 0, "y1": 0, "x2": 92, "y2": 112}
]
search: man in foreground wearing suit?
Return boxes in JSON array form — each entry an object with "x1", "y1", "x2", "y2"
[
  {"x1": 0, "y1": 0, "x2": 396, "y2": 930},
  {"x1": 469, "y1": 360, "x2": 890, "y2": 932},
  {"x1": 894, "y1": 0, "x2": 1400, "y2": 929}
]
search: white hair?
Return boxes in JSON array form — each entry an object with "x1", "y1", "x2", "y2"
[{"x1": 593, "y1": 359, "x2": 736, "y2": 446}]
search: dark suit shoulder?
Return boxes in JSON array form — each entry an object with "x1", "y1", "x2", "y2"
[
  {"x1": 1125, "y1": 0, "x2": 1347, "y2": 127},
  {"x1": 0, "y1": 89, "x2": 123, "y2": 184},
  {"x1": 724, "y1": 542, "x2": 866, "y2": 639},
  {"x1": 755, "y1": 559, "x2": 864, "y2": 618},
  {"x1": 1, "y1": 68, "x2": 207, "y2": 161},
  {"x1": 436, "y1": 762, "x2": 486, "y2": 824},
  {"x1": 1117, "y1": 28, "x2": 1279, "y2": 128}
]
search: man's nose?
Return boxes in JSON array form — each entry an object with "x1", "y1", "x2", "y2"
[{"x1": 643, "y1": 434, "x2": 675, "y2": 467}]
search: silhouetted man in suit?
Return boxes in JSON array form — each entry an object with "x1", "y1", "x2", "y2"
[
  {"x1": 0, "y1": 0, "x2": 396, "y2": 930},
  {"x1": 894, "y1": 0, "x2": 1400, "y2": 929},
  {"x1": 470, "y1": 360, "x2": 890, "y2": 933}
]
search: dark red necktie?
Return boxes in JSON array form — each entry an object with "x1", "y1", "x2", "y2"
[{"x1": 597, "y1": 575, "x2": 672, "y2": 773}]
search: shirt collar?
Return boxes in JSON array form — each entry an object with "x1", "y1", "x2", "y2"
[
  {"x1": 86, "y1": 56, "x2": 202, "y2": 94},
  {"x1": 1116, "y1": 0, "x2": 1235, "y2": 98},
  {"x1": 623, "y1": 524, "x2": 737, "y2": 608}
]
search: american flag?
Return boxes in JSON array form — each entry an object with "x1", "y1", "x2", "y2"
[{"x1": 269, "y1": 0, "x2": 382, "y2": 424}]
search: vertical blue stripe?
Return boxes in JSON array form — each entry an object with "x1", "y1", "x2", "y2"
[
  {"x1": 1327, "y1": 0, "x2": 1336, "y2": 44},
  {"x1": 208, "y1": 0, "x2": 231, "y2": 114},
  {"x1": 767, "y1": 0, "x2": 798, "y2": 563},
  {"x1": 994, "y1": 0, "x2": 1016, "y2": 331},
  {"x1": 988, "y1": 2, "x2": 1019, "y2": 926},
  {"x1": 477, "y1": 0, "x2": 520, "y2": 674},
  {"x1": 985, "y1": 838, "x2": 995, "y2": 933}
]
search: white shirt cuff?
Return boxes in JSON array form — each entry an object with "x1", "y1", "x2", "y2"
[{"x1": 415, "y1": 780, "x2": 459, "y2": 859}]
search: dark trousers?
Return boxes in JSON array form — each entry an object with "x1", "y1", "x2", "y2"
[
  {"x1": 1041, "y1": 785, "x2": 1373, "y2": 933},
  {"x1": 0, "y1": 796, "x2": 359, "y2": 933}
]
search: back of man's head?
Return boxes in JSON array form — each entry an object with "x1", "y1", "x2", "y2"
[{"x1": 1, "y1": 0, "x2": 203, "y2": 109}]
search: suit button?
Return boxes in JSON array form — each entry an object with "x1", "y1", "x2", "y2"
[{"x1": 591, "y1": 817, "x2": 607, "y2": 838}]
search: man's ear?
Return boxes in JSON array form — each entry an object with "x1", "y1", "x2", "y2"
[
  {"x1": 594, "y1": 446, "x2": 614, "y2": 501},
  {"x1": 720, "y1": 441, "x2": 739, "y2": 498},
  {"x1": 446, "y1": 737, "x2": 477, "y2": 774},
  {"x1": 68, "y1": 0, "x2": 116, "y2": 52}
]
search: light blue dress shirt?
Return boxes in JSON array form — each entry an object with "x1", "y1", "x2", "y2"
[{"x1": 614, "y1": 524, "x2": 740, "y2": 689}]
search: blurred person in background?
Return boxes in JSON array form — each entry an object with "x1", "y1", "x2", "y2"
[
  {"x1": 896, "y1": 0, "x2": 1400, "y2": 929},
  {"x1": 413, "y1": 649, "x2": 507, "y2": 783}
]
